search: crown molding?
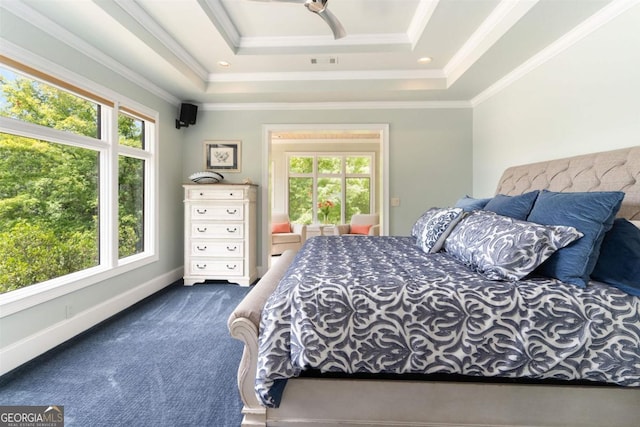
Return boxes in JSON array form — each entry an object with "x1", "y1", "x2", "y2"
[
  {"x1": 201, "y1": 0, "x2": 417, "y2": 55},
  {"x1": 2, "y1": 0, "x2": 179, "y2": 106},
  {"x1": 208, "y1": 68, "x2": 445, "y2": 83},
  {"x1": 407, "y1": 0, "x2": 440, "y2": 50},
  {"x1": 199, "y1": 0, "x2": 241, "y2": 54},
  {"x1": 114, "y1": 0, "x2": 209, "y2": 81},
  {"x1": 202, "y1": 100, "x2": 471, "y2": 111},
  {"x1": 444, "y1": 0, "x2": 539, "y2": 87},
  {"x1": 471, "y1": 0, "x2": 638, "y2": 107},
  {"x1": 235, "y1": 32, "x2": 412, "y2": 55},
  {"x1": 0, "y1": 39, "x2": 165, "y2": 120}
]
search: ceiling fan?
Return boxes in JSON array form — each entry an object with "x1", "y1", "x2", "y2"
[{"x1": 251, "y1": 0, "x2": 346, "y2": 39}]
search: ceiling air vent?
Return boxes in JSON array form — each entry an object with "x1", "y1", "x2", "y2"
[{"x1": 310, "y1": 57, "x2": 338, "y2": 65}]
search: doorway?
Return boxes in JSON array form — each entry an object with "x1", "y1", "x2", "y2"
[{"x1": 261, "y1": 123, "x2": 389, "y2": 270}]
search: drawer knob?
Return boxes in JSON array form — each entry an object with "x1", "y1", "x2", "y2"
[
  {"x1": 197, "y1": 227, "x2": 207, "y2": 232},
  {"x1": 226, "y1": 209, "x2": 237, "y2": 215},
  {"x1": 226, "y1": 245, "x2": 238, "y2": 252},
  {"x1": 199, "y1": 192, "x2": 204, "y2": 196},
  {"x1": 196, "y1": 208, "x2": 207, "y2": 214},
  {"x1": 196, "y1": 264, "x2": 207, "y2": 269},
  {"x1": 226, "y1": 227, "x2": 237, "y2": 233},
  {"x1": 196, "y1": 245, "x2": 207, "y2": 251},
  {"x1": 226, "y1": 264, "x2": 237, "y2": 270}
]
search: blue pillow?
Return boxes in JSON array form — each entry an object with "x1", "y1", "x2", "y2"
[
  {"x1": 454, "y1": 195, "x2": 492, "y2": 212},
  {"x1": 483, "y1": 191, "x2": 539, "y2": 220},
  {"x1": 591, "y1": 219, "x2": 640, "y2": 296},
  {"x1": 527, "y1": 190, "x2": 624, "y2": 287}
]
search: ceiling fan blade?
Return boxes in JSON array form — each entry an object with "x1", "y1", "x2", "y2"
[
  {"x1": 315, "y1": 7, "x2": 346, "y2": 39},
  {"x1": 251, "y1": 0, "x2": 346, "y2": 39}
]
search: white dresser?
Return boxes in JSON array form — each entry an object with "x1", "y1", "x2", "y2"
[{"x1": 183, "y1": 184, "x2": 257, "y2": 286}]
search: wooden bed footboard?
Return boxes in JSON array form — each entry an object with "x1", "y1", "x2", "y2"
[
  {"x1": 228, "y1": 250, "x2": 298, "y2": 426},
  {"x1": 227, "y1": 317, "x2": 265, "y2": 426}
]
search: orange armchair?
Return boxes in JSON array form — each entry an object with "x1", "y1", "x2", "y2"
[
  {"x1": 271, "y1": 212, "x2": 307, "y2": 255},
  {"x1": 329, "y1": 214, "x2": 380, "y2": 236}
]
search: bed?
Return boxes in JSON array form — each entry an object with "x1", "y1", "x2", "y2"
[{"x1": 228, "y1": 146, "x2": 640, "y2": 427}]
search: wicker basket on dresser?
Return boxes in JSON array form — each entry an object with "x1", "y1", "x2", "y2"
[{"x1": 183, "y1": 183, "x2": 257, "y2": 286}]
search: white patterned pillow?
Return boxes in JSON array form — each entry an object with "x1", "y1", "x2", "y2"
[
  {"x1": 443, "y1": 210, "x2": 583, "y2": 281},
  {"x1": 417, "y1": 207, "x2": 465, "y2": 253},
  {"x1": 411, "y1": 208, "x2": 438, "y2": 238}
]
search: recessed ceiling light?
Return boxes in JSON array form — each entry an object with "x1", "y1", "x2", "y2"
[
  {"x1": 218, "y1": 61, "x2": 231, "y2": 68},
  {"x1": 417, "y1": 57, "x2": 432, "y2": 64}
]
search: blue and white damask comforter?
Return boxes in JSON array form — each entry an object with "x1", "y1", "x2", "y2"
[{"x1": 256, "y1": 236, "x2": 640, "y2": 408}]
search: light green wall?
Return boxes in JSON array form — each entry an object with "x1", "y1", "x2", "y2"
[
  {"x1": 1, "y1": 11, "x2": 184, "y2": 350},
  {"x1": 473, "y1": 5, "x2": 640, "y2": 197},
  {"x1": 181, "y1": 108, "x2": 473, "y2": 258},
  {"x1": 1, "y1": 6, "x2": 474, "y2": 363}
]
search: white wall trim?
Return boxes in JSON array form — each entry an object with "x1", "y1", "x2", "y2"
[
  {"x1": 0, "y1": 268, "x2": 183, "y2": 376},
  {"x1": 203, "y1": 101, "x2": 471, "y2": 111},
  {"x1": 445, "y1": 0, "x2": 539, "y2": 86},
  {"x1": 407, "y1": 0, "x2": 440, "y2": 50},
  {"x1": 207, "y1": 69, "x2": 445, "y2": 83},
  {"x1": 114, "y1": 0, "x2": 209, "y2": 81},
  {"x1": 471, "y1": 0, "x2": 638, "y2": 107}
]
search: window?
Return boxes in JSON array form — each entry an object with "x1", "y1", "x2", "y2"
[
  {"x1": 287, "y1": 153, "x2": 374, "y2": 225},
  {"x1": 0, "y1": 57, "x2": 156, "y2": 298},
  {"x1": 118, "y1": 112, "x2": 147, "y2": 259}
]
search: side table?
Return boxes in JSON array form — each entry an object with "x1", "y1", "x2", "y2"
[{"x1": 306, "y1": 224, "x2": 335, "y2": 240}]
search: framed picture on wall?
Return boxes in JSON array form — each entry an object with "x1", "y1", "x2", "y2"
[{"x1": 203, "y1": 140, "x2": 241, "y2": 172}]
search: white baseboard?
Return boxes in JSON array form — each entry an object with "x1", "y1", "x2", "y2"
[{"x1": 0, "y1": 268, "x2": 183, "y2": 376}]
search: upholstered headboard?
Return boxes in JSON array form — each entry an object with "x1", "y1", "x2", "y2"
[{"x1": 496, "y1": 146, "x2": 640, "y2": 221}]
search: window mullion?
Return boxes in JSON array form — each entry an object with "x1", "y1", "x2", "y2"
[
  {"x1": 0, "y1": 117, "x2": 109, "y2": 151},
  {"x1": 312, "y1": 155, "x2": 319, "y2": 223},
  {"x1": 100, "y1": 105, "x2": 118, "y2": 268},
  {"x1": 340, "y1": 155, "x2": 346, "y2": 224},
  {"x1": 141, "y1": 118, "x2": 156, "y2": 261}
]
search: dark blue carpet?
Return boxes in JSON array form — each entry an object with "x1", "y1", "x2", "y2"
[{"x1": 0, "y1": 282, "x2": 251, "y2": 426}]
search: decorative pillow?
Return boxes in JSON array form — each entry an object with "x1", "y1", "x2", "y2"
[
  {"x1": 527, "y1": 190, "x2": 624, "y2": 287},
  {"x1": 591, "y1": 218, "x2": 640, "y2": 296},
  {"x1": 454, "y1": 195, "x2": 492, "y2": 212},
  {"x1": 350, "y1": 224, "x2": 372, "y2": 235},
  {"x1": 411, "y1": 207, "x2": 438, "y2": 238},
  {"x1": 444, "y1": 210, "x2": 583, "y2": 281},
  {"x1": 417, "y1": 207, "x2": 465, "y2": 253},
  {"x1": 483, "y1": 190, "x2": 539, "y2": 220},
  {"x1": 272, "y1": 222, "x2": 291, "y2": 233}
]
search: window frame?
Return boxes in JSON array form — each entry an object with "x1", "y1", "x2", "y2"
[
  {"x1": 286, "y1": 152, "x2": 376, "y2": 224},
  {"x1": 0, "y1": 57, "x2": 158, "y2": 316}
]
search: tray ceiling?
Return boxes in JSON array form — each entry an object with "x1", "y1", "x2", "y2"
[{"x1": 2, "y1": 0, "x2": 627, "y2": 107}]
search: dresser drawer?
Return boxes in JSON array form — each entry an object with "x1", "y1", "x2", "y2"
[
  {"x1": 189, "y1": 260, "x2": 244, "y2": 277},
  {"x1": 190, "y1": 204, "x2": 244, "y2": 220},
  {"x1": 188, "y1": 188, "x2": 245, "y2": 200},
  {"x1": 191, "y1": 223, "x2": 244, "y2": 239},
  {"x1": 183, "y1": 184, "x2": 257, "y2": 286},
  {"x1": 190, "y1": 241, "x2": 243, "y2": 257}
]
